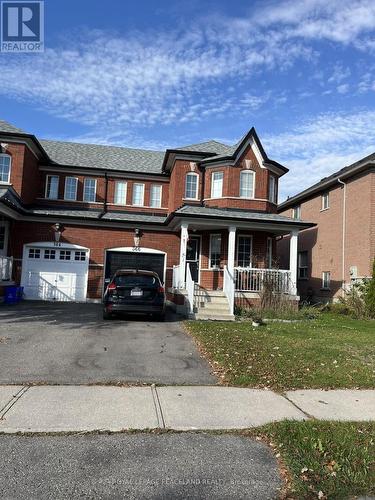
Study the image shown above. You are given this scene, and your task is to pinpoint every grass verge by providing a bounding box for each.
[186,313,375,390]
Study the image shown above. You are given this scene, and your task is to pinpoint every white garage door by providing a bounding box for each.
[21,243,89,302]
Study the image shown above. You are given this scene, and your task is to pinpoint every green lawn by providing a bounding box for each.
[258,421,375,499]
[186,313,375,390]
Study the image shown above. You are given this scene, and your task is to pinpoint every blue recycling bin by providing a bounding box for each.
[4,286,23,305]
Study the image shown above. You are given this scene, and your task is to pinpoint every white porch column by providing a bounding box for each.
[179,223,189,288]
[227,226,236,274]
[289,229,299,295]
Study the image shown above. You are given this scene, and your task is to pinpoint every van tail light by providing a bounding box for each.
[158,286,165,294]
[107,282,116,292]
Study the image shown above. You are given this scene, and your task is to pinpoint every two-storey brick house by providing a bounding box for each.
[0,120,313,318]
[277,153,375,302]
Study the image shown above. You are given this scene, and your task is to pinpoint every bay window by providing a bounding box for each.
[0,154,11,183]
[185,172,198,199]
[239,170,255,198]
[211,171,223,198]
[269,175,277,204]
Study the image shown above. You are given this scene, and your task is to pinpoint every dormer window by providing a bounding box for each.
[240,170,255,199]
[211,171,223,198]
[185,172,198,200]
[0,154,11,183]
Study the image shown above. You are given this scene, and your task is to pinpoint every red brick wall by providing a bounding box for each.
[4,143,40,204]
[168,160,202,212]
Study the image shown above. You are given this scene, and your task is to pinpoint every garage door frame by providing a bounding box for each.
[20,242,90,302]
[104,246,166,292]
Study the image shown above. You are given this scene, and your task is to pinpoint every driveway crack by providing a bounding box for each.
[0,386,30,420]
[151,384,165,429]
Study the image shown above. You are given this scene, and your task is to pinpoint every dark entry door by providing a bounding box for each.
[105,251,165,284]
[186,236,200,283]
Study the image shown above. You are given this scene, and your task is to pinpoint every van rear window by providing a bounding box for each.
[114,275,158,287]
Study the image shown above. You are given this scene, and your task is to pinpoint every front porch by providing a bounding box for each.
[169,214,302,319]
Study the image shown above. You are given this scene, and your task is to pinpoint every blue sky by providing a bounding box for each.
[1,0,375,200]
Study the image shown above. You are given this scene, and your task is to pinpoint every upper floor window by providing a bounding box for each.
[83,178,97,202]
[64,177,78,201]
[209,234,221,269]
[132,183,145,206]
[45,175,59,199]
[211,171,223,198]
[321,192,329,210]
[239,170,255,199]
[0,154,11,183]
[114,181,127,205]
[292,205,301,219]
[150,184,162,208]
[185,172,198,200]
[269,175,277,204]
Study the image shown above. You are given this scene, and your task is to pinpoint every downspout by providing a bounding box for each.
[337,178,346,295]
[99,173,109,219]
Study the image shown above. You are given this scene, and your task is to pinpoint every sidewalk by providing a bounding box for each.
[1,385,374,433]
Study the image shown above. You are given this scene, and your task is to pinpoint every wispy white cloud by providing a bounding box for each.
[264,110,375,200]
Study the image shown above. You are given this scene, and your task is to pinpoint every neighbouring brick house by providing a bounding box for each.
[0,120,313,318]
[277,153,375,303]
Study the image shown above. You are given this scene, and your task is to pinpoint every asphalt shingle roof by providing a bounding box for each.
[175,140,233,155]
[175,205,314,226]
[0,120,26,134]
[39,139,166,174]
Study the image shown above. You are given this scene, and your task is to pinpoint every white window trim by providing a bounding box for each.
[208,233,222,269]
[185,172,199,200]
[45,175,59,200]
[64,176,78,201]
[211,171,224,199]
[321,193,330,211]
[269,175,277,204]
[236,234,253,268]
[239,170,255,199]
[292,206,301,219]
[132,183,145,206]
[322,271,331,290]
[0,154,11,184]
[150,184,162,208]
[83,178,97,202]
[114,181,127,206]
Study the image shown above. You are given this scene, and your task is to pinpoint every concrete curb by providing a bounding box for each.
[0,385,374,433]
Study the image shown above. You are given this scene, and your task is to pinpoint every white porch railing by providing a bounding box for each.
[186,263,195,315]
[223,265,235,315]
[235,267,292,294]
[0,256,13,281]
[172,264,182,288]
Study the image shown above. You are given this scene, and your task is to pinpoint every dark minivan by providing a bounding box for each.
[103,269,166,320]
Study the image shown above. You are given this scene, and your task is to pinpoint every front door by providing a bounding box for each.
[186,236,200,283]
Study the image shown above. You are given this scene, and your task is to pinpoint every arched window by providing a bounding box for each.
[0,154,11,184]
[239,170,255,199]
[185,172,198,199]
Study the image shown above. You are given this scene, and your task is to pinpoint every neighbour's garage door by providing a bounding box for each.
[21,245,89,302]
[105,250,165,284]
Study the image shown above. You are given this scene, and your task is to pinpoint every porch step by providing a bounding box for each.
[196,296,229,306]
[194,312,235,321]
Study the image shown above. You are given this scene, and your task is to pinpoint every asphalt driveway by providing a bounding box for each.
[0,302,216,385]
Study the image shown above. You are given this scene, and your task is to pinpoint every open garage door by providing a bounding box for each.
[105,247,166,284]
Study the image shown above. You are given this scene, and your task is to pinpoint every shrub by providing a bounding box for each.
[365,259,375,318]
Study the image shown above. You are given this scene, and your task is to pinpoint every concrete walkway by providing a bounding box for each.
[0,385,374,433]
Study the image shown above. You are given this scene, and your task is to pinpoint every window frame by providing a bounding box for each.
[132,183,145,206]
[64,176,78,201]
[184,172,199,200]
[211,171,224,199]
[322,271,331,290]
[0,222,9,255]
[239,170,255,199]
[114,181,127,205]
[292,205,301,219]
[83,178,97,203]
[0,154,11,184]
[45,175,59,200]
[59,250,71,261]
[28,248,41,259]
[268,174,277,204]
[150,184,162,208]
[236,235,253,268]
[44,249,56,260]
[321,192,330,211]
[209,233,222,269]
[298,251,308,280]
[266,236,273,269]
